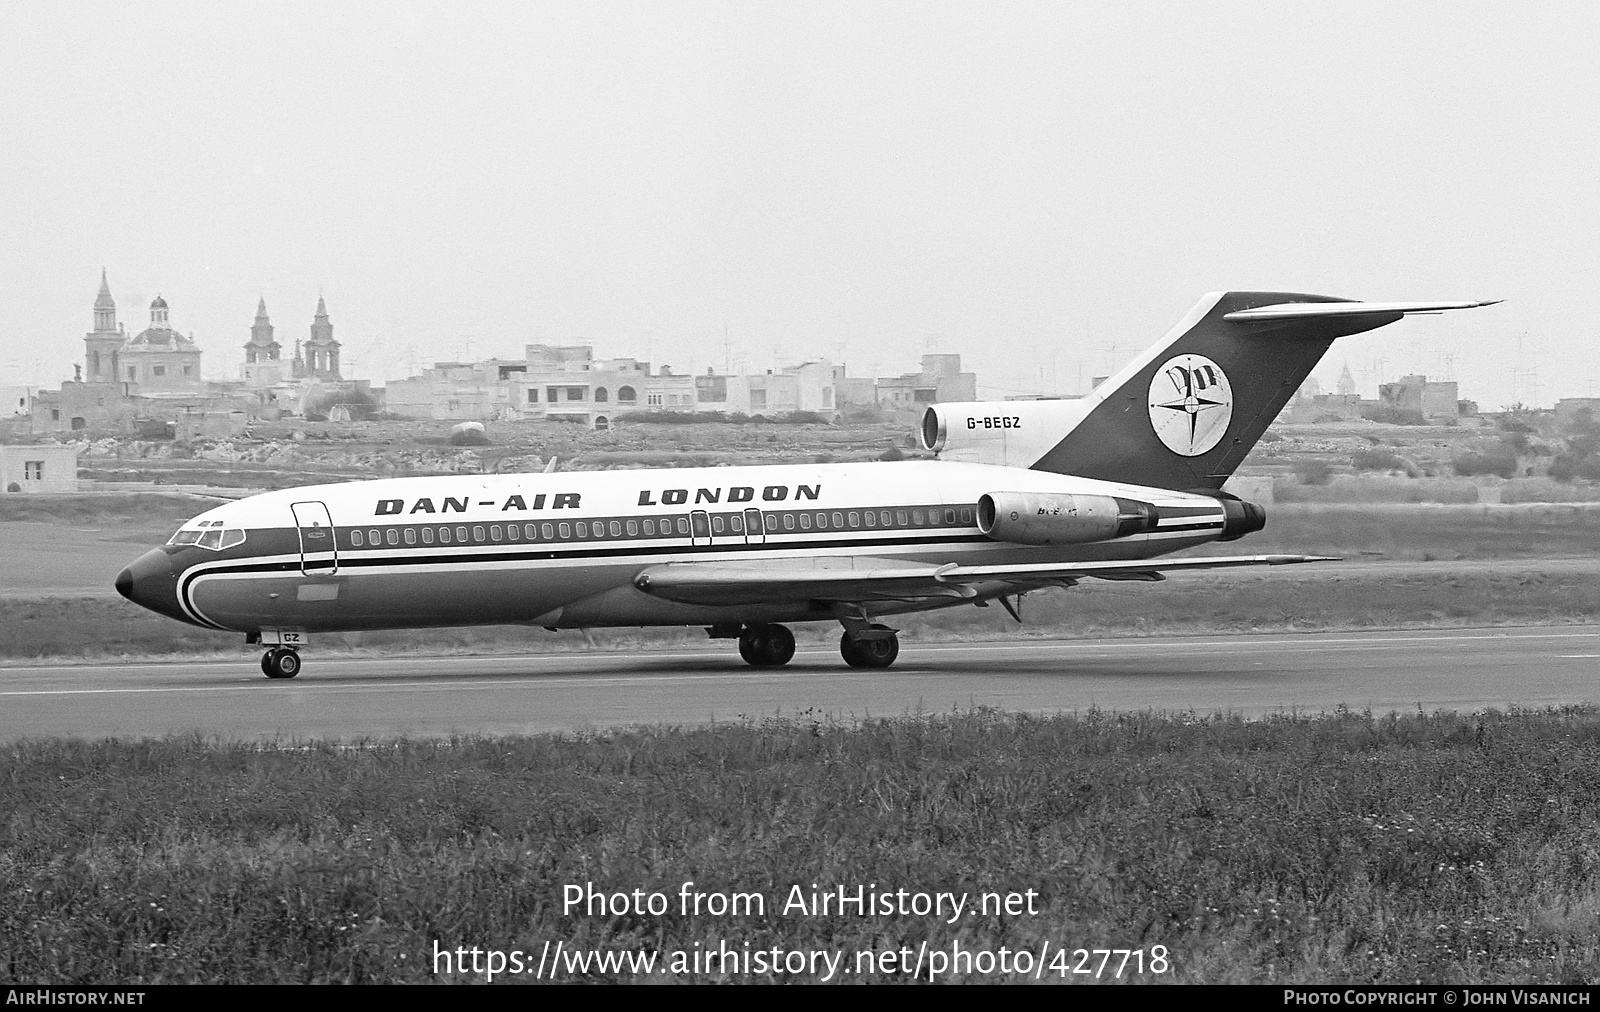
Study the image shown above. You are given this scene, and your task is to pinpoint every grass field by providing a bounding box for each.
[3,708,1597,983]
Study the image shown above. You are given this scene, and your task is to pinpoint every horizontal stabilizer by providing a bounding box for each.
[633,554,1335,607]
[1224,300,1499,322]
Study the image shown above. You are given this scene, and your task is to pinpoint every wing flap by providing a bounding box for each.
[632,554,1335,607]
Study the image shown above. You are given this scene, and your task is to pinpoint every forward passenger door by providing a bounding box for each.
[290,501,338,575]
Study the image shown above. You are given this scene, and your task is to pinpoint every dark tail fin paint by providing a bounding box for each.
[1030,291,1493,491]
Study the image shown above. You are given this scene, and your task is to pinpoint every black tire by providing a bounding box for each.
[264,648,301,679]
[840,633,867,668]
[739,624,795,667]
[261,651,275,676]
[762,624,795,666]
[842,626,898,669]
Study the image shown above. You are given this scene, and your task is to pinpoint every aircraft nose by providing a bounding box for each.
[115,548,196,625]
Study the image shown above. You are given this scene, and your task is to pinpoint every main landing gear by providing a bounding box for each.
[839,625,899,669]
[260,647,301,679]
[738,624,796,667]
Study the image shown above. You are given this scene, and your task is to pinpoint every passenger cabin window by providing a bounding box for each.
[351,530,364,546]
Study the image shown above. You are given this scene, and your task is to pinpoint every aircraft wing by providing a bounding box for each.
[632,554,1334,607]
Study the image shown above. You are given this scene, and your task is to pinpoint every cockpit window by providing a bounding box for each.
[167,520,245,551]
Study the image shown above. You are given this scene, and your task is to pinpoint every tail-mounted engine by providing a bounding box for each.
[920,401,1091,467]
[1208,494,1267,542]
[977,492,1159,546]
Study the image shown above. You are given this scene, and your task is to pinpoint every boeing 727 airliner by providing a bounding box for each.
[116,291,1496,677]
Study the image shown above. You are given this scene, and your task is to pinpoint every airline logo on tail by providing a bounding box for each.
[1147,354,1232,456]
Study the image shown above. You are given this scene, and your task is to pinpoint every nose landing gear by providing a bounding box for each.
[261,647,301,679]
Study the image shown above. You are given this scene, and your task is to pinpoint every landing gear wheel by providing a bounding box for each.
[738,624,795,667]
[262,648,301,679]
[840,626,899,669]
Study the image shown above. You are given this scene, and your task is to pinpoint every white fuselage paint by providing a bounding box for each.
[158,460,1228,634]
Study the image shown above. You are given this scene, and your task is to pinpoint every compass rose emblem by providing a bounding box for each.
[1147,354,1233,456]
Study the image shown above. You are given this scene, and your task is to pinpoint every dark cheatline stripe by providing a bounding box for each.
[174,532,1002,622]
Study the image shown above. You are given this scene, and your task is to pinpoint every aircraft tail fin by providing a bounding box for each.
[1027,291,1498,490]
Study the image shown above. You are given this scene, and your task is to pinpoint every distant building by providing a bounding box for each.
[1555,397,1600,428]
[831,366,877,408]
[1336,362,1356,396]
[242,298,289,387]
[119,294,204,393]
[0,386,34,418]
[383,343,697,427]
[918,354,978,402]
[300,296,341,380]
[31,271,259,434]
[872,354,977,409]
[1,445,78,493]
[384,361,505,421]
[83,269,126,385]
[74,272,203,395]
[1281,392,1364,423]
[694,362,836,416]
[1379,374,1459,422]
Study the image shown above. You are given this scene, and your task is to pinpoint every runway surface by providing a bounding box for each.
[2,625,1598,742]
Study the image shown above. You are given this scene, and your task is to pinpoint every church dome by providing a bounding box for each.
[127,326,196,349]
[127,292,193,348]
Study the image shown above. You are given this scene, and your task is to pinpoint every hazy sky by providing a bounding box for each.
[2,2,1596,407]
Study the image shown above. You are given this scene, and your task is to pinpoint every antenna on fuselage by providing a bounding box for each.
[543,456,558,474]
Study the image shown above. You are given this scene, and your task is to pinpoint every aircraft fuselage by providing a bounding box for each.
[117,460,1230,635]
